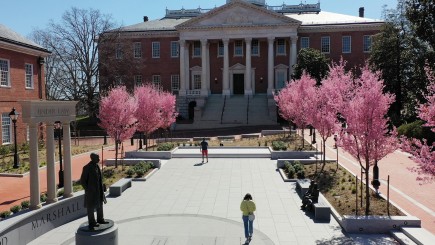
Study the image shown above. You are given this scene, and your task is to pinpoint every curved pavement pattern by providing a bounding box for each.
[29,157,397,245]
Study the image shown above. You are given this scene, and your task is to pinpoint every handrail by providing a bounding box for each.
[220,95,226,124]
[246,95,250,124]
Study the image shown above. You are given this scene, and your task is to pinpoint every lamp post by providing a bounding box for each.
[55,121,64,188]
[8,108,19,169]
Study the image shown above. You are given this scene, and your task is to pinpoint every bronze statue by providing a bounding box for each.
[80,153,108,230]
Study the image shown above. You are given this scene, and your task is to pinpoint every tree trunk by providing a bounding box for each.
[115,141,118,168]
[301,128,305,149]
[365,161,370,216]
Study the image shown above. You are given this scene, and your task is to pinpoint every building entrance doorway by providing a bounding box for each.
[233,74,244,94]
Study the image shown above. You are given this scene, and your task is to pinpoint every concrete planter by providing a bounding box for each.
[271,150,318,160]
[125,148,176,159]
[340,215,421,233]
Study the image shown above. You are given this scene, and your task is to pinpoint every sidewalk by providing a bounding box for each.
[302,130,435,235]
[0,138,137,213]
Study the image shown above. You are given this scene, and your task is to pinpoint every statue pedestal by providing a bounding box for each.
[76,219,118,245]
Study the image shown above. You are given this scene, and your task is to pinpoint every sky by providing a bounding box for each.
[1,0,398,38]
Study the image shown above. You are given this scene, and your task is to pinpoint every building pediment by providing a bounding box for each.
[229,63,246,70]
[176,0,300,30]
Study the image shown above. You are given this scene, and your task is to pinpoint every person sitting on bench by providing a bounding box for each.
[301,182,319,211]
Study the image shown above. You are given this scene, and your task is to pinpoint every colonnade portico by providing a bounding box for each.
[178,35,299,97]
[20,101,77,209]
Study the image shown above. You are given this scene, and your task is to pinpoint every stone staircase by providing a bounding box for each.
[248,94,277,124]
[221,95,247,124]
[201,94,224,123]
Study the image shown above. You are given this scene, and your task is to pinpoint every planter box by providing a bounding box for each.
[103,159,161,169]
[125,148,176,159]
[341,215,421,233]
[272,151,319,160]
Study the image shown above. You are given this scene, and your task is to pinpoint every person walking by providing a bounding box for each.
[80,153,108,230]
[240,193,256,241]
[200,138,208,163]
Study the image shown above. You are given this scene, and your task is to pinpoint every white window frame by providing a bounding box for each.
[218,41,224,57]
[276,39,286,55]
[152,75,161,87]
[134,75,142,86]
[2,113,11,144]
[342,36,351,53]
[193,41,201,57]
[321,36,330,54]
[234,40,243,57]
[252,39,259,56]
[300,37,310,49]
[134,42,142,58]
[171,41,179,58]
[0,59,10,87]
[363,35,372,53]
[171,74,180,91]
[25,63,34,89]
[152,42,160,58]
[275,69,288,90]
[193,74,201,90]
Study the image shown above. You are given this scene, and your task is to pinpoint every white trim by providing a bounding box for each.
[25,63,34,89]
[321,36,330,54]
[0,58,10,87]
[170,41,179,58]
[152,42,161,58]
[134,42,142,58]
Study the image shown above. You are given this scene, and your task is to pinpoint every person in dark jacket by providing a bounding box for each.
[80,153,108,230]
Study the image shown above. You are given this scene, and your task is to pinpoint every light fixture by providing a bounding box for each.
[260,77,263,83]
[8,108,20,168]
[214,77,218,84]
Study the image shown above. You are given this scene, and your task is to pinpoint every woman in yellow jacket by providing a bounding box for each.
[240,193,256,240]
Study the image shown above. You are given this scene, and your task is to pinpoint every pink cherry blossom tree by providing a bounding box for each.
[158,90,178,141]
[274,72,317,148]
[401,65,435,183]
[339,66,398,215]
[134,84,163,150]
[309,60,352,175]
[98,86,137,167]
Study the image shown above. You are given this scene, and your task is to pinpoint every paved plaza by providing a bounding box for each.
[29,155,397,245]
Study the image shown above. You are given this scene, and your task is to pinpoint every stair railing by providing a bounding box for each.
[220,95,226,124]
[246,95,250,124]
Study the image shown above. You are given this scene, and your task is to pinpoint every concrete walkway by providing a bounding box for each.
[29,156,397,245]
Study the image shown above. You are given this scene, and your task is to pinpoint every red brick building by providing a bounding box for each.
[99,0,383,123]
[0,24,50,145]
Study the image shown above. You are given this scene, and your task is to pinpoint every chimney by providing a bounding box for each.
[143,16,149,22]
[359,7,364,18]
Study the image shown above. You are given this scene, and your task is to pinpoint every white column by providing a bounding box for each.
[201,39,208,96]
[267,37,275,95]
[290,36,298,78]
[29,123,41,210]
[63,121,73,198]
[245,37,253,96]
[223,38,230,96]
[185,42,190,90]
[45,123,57,203]
[207,42,211,94]
[179,40,186,96]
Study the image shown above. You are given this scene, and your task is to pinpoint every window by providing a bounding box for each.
[276,70,286,90]
[363,35,372,52]
[218,41,224,57]
[25,64,33,88]
[115,44,123,59]
[171,75,180,91]
[134,42,142,58]
[134,75,142,86]
[321,36,330,53]
[171,41,179,58]
[234,40,243,56]
[193,74,201,89]
[342,36,351,53]
[2,113,11,144]
[276,39,286,55]
[300,37,310,49]
[193,41,201,57]
[0,59,10,87]
[152,42,160,58]
[252,39,259,56]
[152,75,161,87]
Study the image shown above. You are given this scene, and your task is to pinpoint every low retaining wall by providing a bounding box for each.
[272,151,318,160]
[125,149,175,159]
[261,129,292,136]
[104,159,161,169]
[0,193,86,244]
[156,138,191,143]
[341,215,421,233]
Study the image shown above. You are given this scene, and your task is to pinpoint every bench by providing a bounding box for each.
[109,178,132,197]
[296,179,311,197]
[313,196,330,221]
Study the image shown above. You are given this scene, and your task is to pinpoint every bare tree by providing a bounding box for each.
[31,7,118,117]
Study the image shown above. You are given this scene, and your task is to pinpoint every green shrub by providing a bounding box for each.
[398,120,435,145]
[0,211,12,218]
[10,205,21,213]
[20,142,30,153]
[21,200,30,209]
[157,142,175,151]
[296,170,305,179]
[103,168,115,178]
[272,141,287,151]
[0,145,11,156]
[57,189,64,197]
[40,193,47,202]
[132,161,154,177]
[126,168,135,177]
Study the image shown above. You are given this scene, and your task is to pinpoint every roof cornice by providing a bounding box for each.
[298,22,384,33]
[0,37,50,54]
[0,40,51,57]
